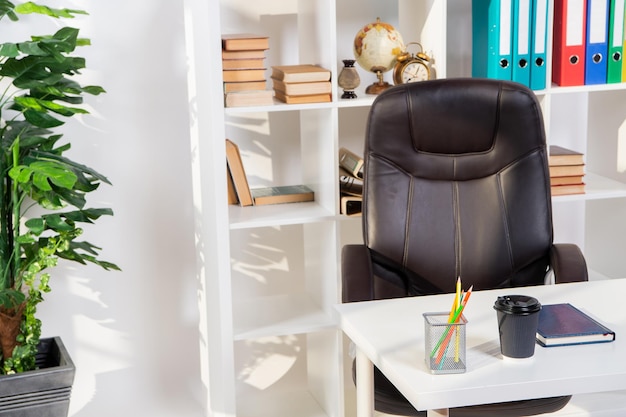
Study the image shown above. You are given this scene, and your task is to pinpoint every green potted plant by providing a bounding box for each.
[0,1,118,414]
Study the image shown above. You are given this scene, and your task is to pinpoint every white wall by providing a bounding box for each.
[4,1,203,415]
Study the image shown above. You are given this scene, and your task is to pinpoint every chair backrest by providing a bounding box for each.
[363,78,553,295]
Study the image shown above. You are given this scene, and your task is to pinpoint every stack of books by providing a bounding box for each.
[225,138,314,206]
[271,64,332,104]
[338,147,363,216]
[549,145,585,196]
[221,34,274,107]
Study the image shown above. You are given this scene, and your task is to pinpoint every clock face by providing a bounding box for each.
[401,62,429,83]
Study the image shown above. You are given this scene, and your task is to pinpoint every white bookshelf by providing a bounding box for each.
[185,0,626,416]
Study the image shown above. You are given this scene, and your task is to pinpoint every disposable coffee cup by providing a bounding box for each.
[493,295,541,359]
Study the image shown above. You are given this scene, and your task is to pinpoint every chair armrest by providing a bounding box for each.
[550,243,588,283]
[342,244,374,303]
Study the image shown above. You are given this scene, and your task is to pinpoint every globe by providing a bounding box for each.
[353,18,404,94]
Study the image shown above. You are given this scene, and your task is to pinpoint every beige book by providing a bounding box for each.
[221,33,269,51]
[222,69,267,82]
[222,49,267,59]
[225,139,254,206]
[274,90,330,104]
[549,164,585,177]
[551,183,586,196]
[224,90,274,108]
[222,59,266,70]
[550,175,585,186]
[549,145,584,166]
[271,78,332,95]
[271,64,331,83]
[223,81,267,93]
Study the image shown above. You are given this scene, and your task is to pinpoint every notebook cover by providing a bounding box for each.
[536,303,615,347]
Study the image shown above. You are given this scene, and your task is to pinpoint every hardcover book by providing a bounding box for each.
[221,34,269,51]
[271,79,332,96]
[339,147,364,180]
[549,145,585,166]
[222,69,267,83]
[274,90,330,104]
[550,183,585,196]
[224,90,274,107]
[222,49,267,60]
[225,139,254,206]
[223,81,268,93]
[550,175,585,186]
[271,64,331,83]
[549,164,585,177]
[536,303,616,347]
[222,58,266,70]
[251,185,314,205]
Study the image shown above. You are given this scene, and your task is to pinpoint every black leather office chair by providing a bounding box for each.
[342,78,588,417]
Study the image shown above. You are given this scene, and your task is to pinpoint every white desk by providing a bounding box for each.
[335,279,626,417]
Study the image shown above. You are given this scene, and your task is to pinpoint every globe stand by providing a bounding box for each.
[365,69,391,95]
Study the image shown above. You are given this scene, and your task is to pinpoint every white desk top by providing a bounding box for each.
[335,279,626,411]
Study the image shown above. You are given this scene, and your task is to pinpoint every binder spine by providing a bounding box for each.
[530,0,549,90]
[513,0,533,86]
[585,0,610,84]
[607,0,625,83]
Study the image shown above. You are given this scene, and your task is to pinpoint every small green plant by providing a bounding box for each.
[0,1,119,374]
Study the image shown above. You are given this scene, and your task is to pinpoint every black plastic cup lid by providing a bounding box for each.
[493,295,541,314]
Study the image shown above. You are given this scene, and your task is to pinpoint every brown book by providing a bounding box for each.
[549,145,584,166]
[271,65,331,83]
[550,175,585,186]
[222,59,266,70]
[340,195,362,216]
[221,34,269,51]
[227,167,238,205]
[549,164,585,177]
[223,81,267,93]
[222,69,267,82]
[251,185,314,205]
[271,78,332,96]
[551,183,586,196]
[225,139,254,206]
[222,49,267,60]
[274,90,331,104]
[339,148,364,180]
[224,90,274,107]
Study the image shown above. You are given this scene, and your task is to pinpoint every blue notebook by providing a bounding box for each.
[536,303,615,347]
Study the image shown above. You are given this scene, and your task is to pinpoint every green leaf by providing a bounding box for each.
[0,1,17,21]
[43,214,74,232]
[14,96,89,117]
[0,289,25,310]
[23,109,63,128]
[0,42,18,57]
[24,218,44,235]
[14,2,87,19]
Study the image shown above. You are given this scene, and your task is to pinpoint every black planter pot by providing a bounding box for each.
[0,337,75,417]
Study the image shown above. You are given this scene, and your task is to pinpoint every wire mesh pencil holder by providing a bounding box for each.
[424,312,467,374]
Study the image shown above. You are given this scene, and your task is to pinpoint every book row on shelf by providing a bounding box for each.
[225,139,314,206]
[221,34,332,107]
[549,145,586,196]
[224,142,584,211]
[472,0,626,90]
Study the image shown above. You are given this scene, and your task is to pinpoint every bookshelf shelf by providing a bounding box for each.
[187,0,626,416]
[228,202,335,229]
[232,293,336,340]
